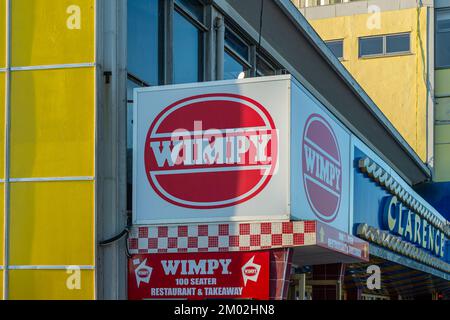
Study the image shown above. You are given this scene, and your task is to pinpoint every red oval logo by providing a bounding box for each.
[244,266,258,276]
[145,94,278,209]
[302,114,342,223]
[137,269,150,278]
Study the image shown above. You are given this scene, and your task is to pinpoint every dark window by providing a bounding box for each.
[222,24,282,80]
[325,40,344,59]
[359,33,410,58]
[175,0,204,22]
[224,51,246,80]
[386,33,410,54]
[359,36,383,57]
[173,10,203,84]
[256,55,277,76]
[127,0,161,85]
[225,28,250,61]
[436,9,450,68]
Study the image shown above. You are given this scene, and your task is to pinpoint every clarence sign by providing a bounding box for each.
[383,195,446,258]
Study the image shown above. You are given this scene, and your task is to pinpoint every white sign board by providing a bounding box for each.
[290,82,351,233]
[133,77,291,224]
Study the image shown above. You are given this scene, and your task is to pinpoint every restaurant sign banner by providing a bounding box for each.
[128,251,270,300]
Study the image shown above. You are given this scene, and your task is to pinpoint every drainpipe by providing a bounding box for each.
[215,16,224,80]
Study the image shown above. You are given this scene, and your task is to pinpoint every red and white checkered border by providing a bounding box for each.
[128,221,317,254]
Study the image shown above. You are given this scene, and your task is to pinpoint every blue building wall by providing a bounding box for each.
[415,182,450,221]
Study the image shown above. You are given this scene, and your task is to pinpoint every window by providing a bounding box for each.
[359,33,410,58]
[359,36,383,57]
[173,0,205,84]
[222,24,283,80]
[126,0,207,209]
[386,34,410,54]
[325,40,344,60]
[224,27,251,79]
[176,0,204,21]
[224,51,246,80]
[225,28,250,61]
[256,54,277,76]
[173,10,203,84]
[127,0,161,85]
[436,9,450,68]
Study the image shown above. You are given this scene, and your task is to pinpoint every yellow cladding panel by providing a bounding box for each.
[435,69,450,96]
[0,73,4,180]
[0,0,5,68]
[9,181,94,266]
[0,184,4,266]
[9,270,94,300]
[11,0,95,66]
[309,8,428,161]
[436,98,450,122]
[434,144,450,182]
[10,68,94,178]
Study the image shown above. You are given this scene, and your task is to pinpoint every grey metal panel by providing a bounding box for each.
[436,0,450,8]
[96,0,128,300]
[223,0,431,185]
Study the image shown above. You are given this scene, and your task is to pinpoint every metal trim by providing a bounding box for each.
[9,177,95,183]
[3,0,11,301]
[8,266,96,270]
[10,62,96,72]
[369,243,450,281]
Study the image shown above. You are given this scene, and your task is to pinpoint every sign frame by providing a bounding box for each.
[128,251,270,300]
[133,76,292,225]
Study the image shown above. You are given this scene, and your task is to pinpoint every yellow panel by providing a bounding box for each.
[10,67,95,178]
[9,269,94,300]
[11,0,95,66]
[9,181,94,266]
[436,69,450,96]
[436,98,450,122]
[434,144,450,182]
[0,0,5,68]
[0,184,4,266]
[435,125,450,144]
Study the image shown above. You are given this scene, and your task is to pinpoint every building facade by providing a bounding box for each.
[0,0,448,300]
[292,0,450,220]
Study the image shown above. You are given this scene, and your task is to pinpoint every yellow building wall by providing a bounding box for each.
[1,0,96,300]
[308,8,429,161]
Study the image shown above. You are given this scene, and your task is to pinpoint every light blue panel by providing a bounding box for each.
[290,79,351,233]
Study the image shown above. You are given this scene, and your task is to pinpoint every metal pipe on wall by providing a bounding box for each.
[215,16,225,80]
